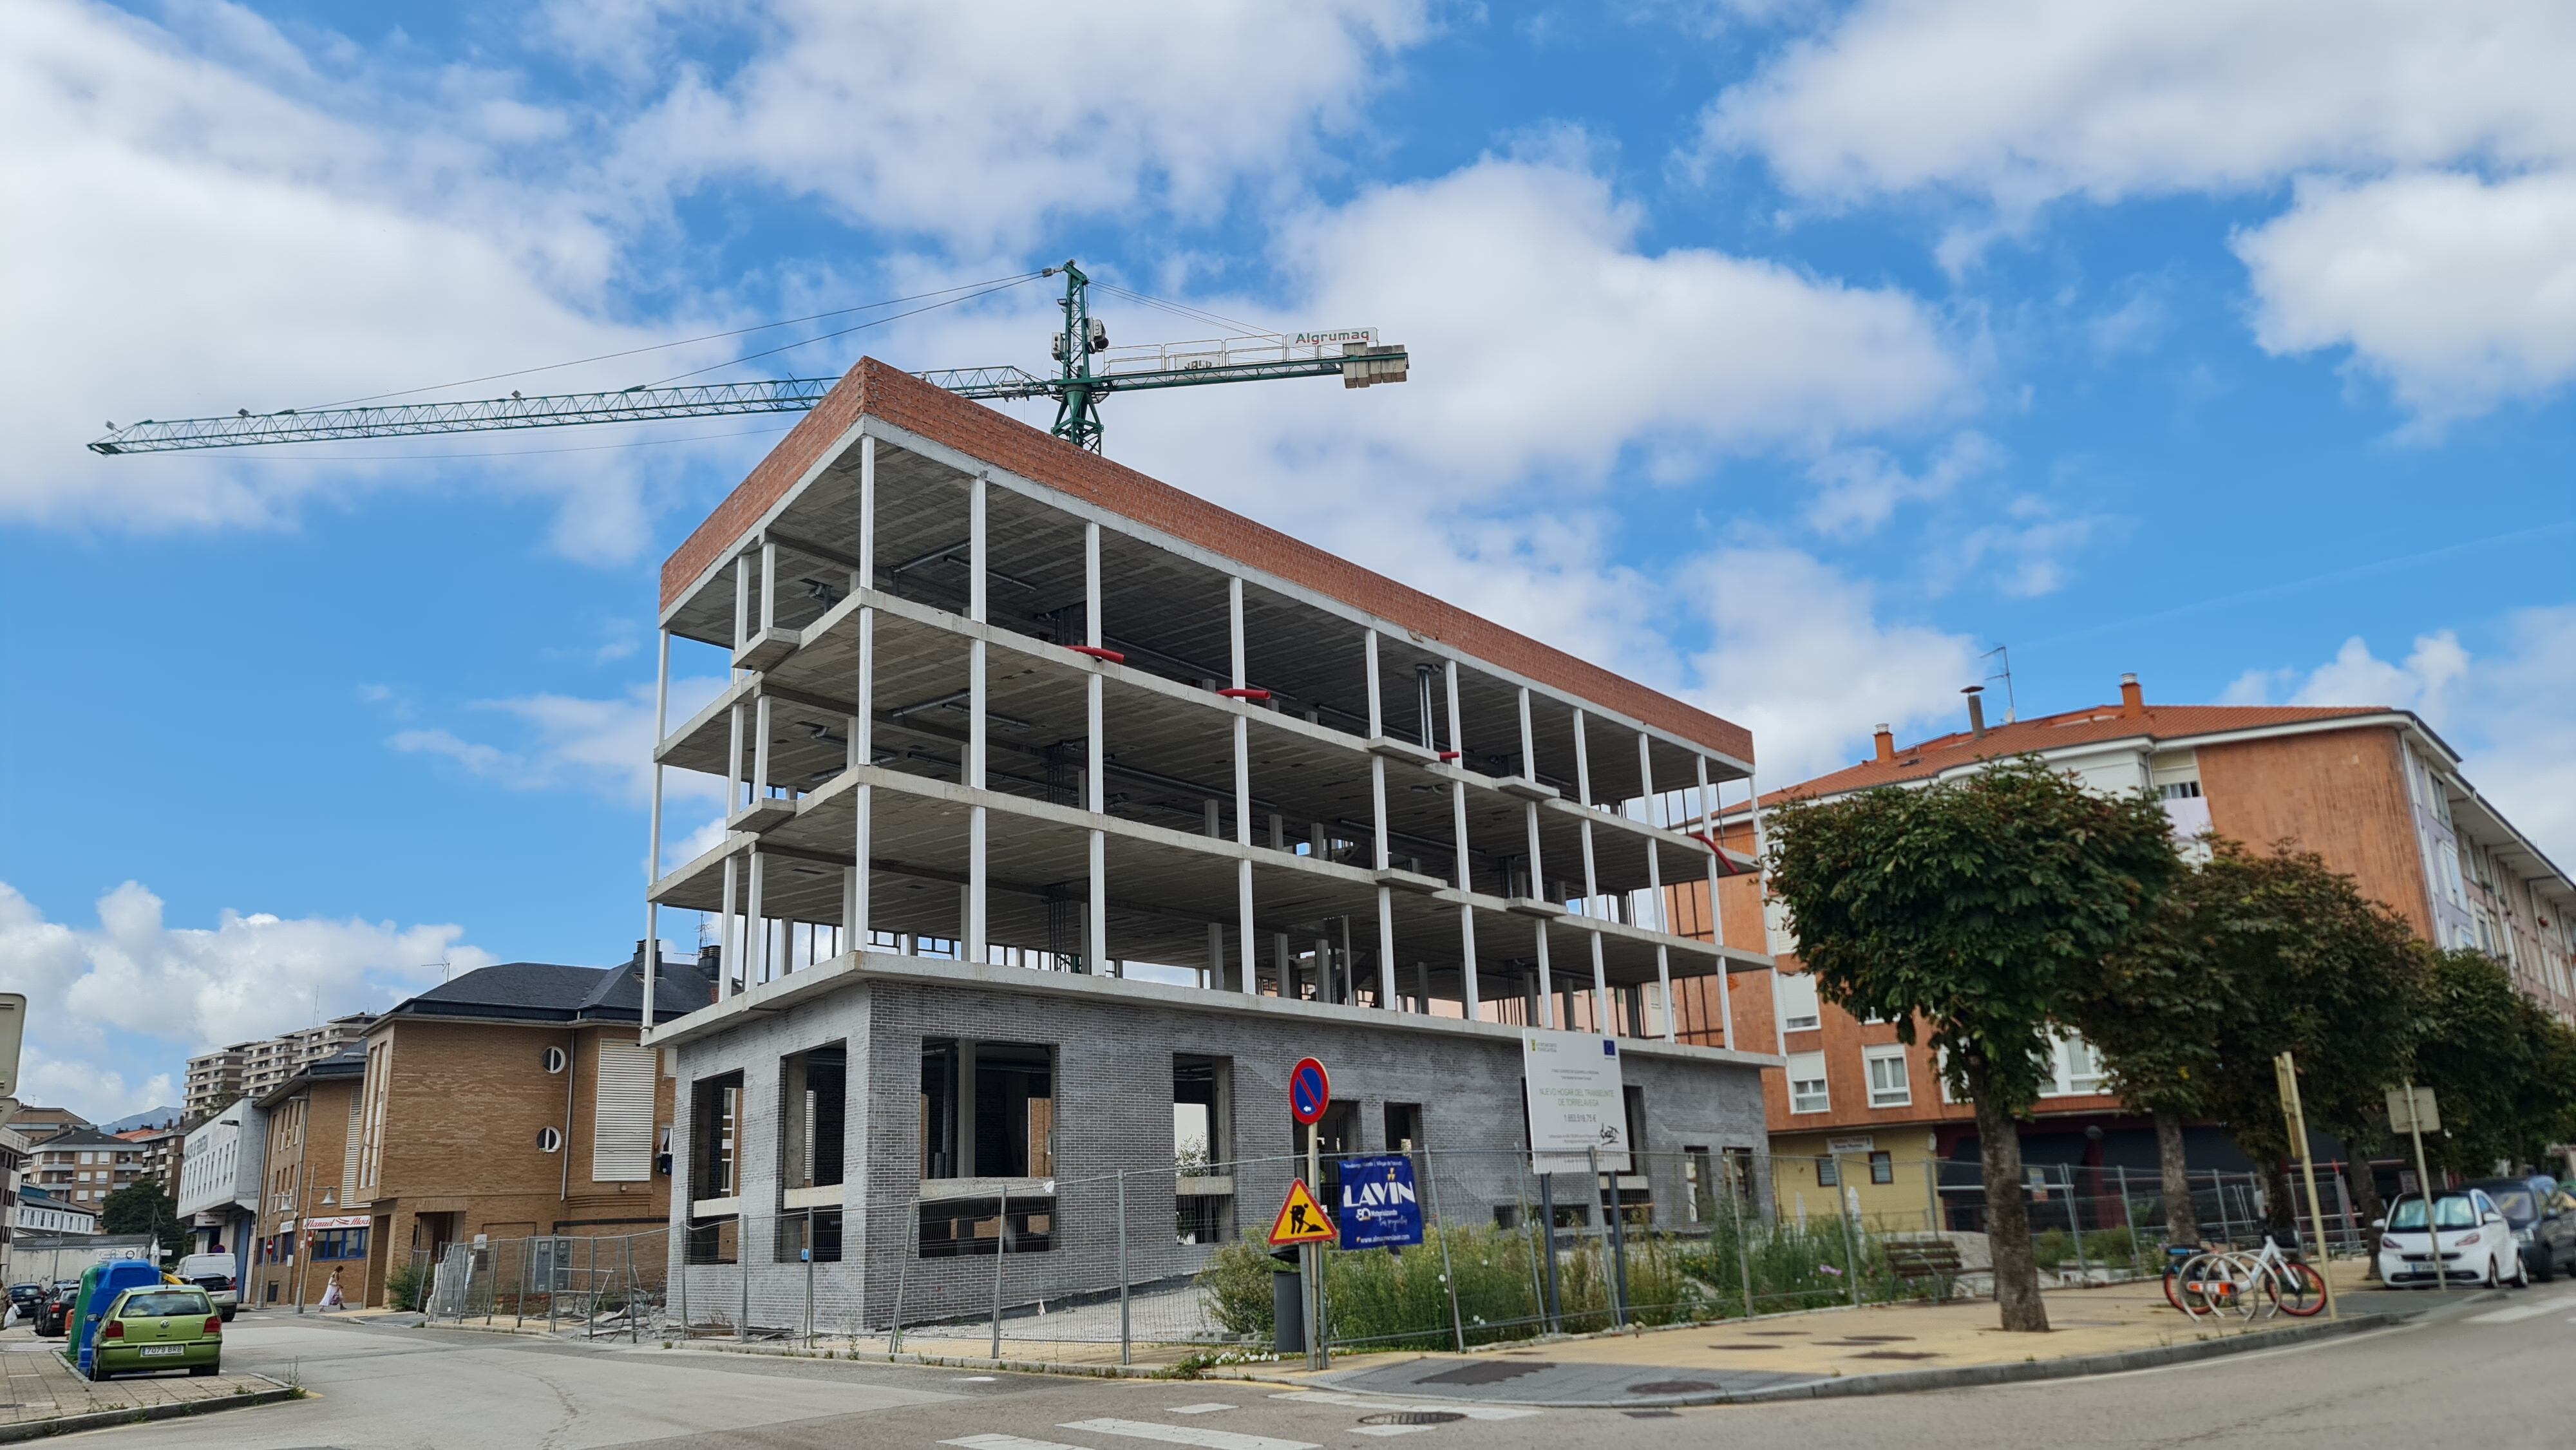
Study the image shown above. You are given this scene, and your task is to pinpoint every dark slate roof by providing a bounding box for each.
[384,944,715,1026]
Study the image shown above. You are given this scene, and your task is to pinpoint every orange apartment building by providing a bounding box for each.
[247,945,712,1308]
[1666,673,2576,1223]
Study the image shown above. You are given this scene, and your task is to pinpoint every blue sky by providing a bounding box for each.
[3,1,2571,1119]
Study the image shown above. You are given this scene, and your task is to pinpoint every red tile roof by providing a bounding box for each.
[1768,701,2394,804]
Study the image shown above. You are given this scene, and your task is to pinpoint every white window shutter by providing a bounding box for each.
[592,1039,657,1182]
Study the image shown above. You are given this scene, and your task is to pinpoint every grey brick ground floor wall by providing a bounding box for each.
[659,953,1776,1333]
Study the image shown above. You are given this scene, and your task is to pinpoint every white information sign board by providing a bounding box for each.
[1522,1030,1629,1173]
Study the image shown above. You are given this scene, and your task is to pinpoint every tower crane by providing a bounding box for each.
[88,262,1407,457]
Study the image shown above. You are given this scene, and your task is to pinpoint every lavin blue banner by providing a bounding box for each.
[1335,1154,1425,1249]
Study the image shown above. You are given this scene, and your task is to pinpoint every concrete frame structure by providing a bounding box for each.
[644,359,1778,1329]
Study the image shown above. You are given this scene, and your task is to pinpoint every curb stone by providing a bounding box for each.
[0,1378,299,1443]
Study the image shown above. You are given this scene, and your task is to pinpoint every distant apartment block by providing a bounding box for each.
[14,1185,97,1236]
[1668,673,2576,1219]
[28,1127,151,1212]
[197,1013,378,1117]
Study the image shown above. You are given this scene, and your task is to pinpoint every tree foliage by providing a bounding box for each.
[1766,757,2182,1113]
[99,1182,187,1260]
[2414,948,2576,1173]
[1765,757,2179,1330]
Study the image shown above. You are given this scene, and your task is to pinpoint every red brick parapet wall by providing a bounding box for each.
[662,358,1755,764]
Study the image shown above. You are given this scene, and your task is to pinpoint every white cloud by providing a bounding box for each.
[0,880,489,1121]
[606,0,1430,251]
[390,675,727,805]
[1704,1,2576,207]
[1683,547,1980,784]
[2226,610,2576,863]
[2233,171,2576,424]
[0,0,756,556]
[1804,430,2001,536]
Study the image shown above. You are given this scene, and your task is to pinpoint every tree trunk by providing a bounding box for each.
[1973,1083,2050,1332]
[2342,1142,2387,1279]
[2154,1110,2199,1248]
[2258,1155,2296,1242]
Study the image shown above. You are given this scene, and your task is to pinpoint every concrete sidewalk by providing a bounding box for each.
[0,1330,293,1441]
[1274,1270,2421,1408]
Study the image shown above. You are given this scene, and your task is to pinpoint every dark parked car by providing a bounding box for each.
[2467,1175,2576,1281]
[33,1280,83,1337]
[6,1283,41,1314]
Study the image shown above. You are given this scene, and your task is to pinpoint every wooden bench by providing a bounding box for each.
[1884,1238,1964,1301]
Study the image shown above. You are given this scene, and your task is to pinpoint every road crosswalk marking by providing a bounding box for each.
[1060,1417,1318,1450]
[1269,1391,1541,1422]
[943,1436,1095,1450]
[2467,1302,2562,1323]
[1164,1404,1236,1415]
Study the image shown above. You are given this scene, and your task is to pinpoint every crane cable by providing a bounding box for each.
[307,270,1049,410]
[643,272,1044,388]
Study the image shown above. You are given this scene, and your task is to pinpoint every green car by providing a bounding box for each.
[91,1287,222,1380]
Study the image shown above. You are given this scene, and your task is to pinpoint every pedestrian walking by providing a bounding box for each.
[321,1267,346,1312]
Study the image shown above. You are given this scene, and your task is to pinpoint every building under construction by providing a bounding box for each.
[640,359,1778,1332]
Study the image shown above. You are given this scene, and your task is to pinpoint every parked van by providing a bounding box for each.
[173,1252,241,1321]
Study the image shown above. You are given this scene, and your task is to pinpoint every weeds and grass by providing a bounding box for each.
[1191,1212,1956,1353]
[385,1262,428,1313]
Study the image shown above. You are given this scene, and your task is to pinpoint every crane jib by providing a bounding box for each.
[88,348,1406,456]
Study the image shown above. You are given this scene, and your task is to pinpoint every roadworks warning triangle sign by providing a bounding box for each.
[1268,1178,1337,1247]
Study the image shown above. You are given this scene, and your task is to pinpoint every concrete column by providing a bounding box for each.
[852,605,874,949]
[1575,710,1609,1031]
[1640,732,1674,1043]
[1084,521,1108,974]
[732,554,749,655]
[1445,662,1479,1019]
[746,849,768,984]
[1208,921,1226,991]
[719,852,739,995]
[645,628,670,1031]
[1365,628,1397,1007]
[1697,754,1730,1050]
[753,693,773,802]
[726,702,746,812]
[1231,577,1255,995]
[759,538,778,636]
[967,475,988,963]
[1749,769,1781,1056]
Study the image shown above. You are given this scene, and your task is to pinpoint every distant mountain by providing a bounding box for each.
[96,1107,183,1134]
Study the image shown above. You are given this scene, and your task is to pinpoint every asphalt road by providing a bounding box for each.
[88,1280,2576,1450]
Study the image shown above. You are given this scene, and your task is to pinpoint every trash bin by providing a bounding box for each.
[1270,1252,1303,1356]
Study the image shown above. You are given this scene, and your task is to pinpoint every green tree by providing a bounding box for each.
[1765,757,2179,1332]
[2056,845,2244,1249]
[99,1182,187,1261]
[2184,843,2427,1244]
[2414,948,2576,1173]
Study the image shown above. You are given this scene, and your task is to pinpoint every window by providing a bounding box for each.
[536,1127,563,1153]
[920,1039,1055,1180]
[1775,972,1821,1033]
[690,1072,743,1201]
[2045,1035,2107,1096]
[1869,1151,1893,1185]
[1175,1057,1234,1245]
[310,1227,368,1261]
[1864,1046,1912,1108]
[1816,1154,1840,1187]
[1787,1051,1829,1113]
[919,1196,1053,1257]
[542,1046,568,1074]
[779,1044,847,1192]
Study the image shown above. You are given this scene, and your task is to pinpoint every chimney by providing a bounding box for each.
[1962,684,1987,739]
[2119,672,2145,718]
[1873,724,1895,763]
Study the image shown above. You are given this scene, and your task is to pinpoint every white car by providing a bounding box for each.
[2376,1189,2530,1290]
[173,1252,242,1321]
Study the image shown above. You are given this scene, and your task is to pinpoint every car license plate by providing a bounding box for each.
[139,1345,185,1357]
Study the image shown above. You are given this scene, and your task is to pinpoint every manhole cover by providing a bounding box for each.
[1627,1380,1718,1395]
[1419,1361,1549,1386]
[1361,1412,1467,1426]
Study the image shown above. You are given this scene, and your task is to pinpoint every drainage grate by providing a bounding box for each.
[1361,1412,1467,1427]
[1852,1350,1940,1361]
[1627,1380,1718,1395]
[1624,1409,1680,1418]
[1419,1361,1550,1386]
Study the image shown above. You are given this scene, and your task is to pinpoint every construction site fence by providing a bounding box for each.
[416,1149,2369,1362]
[419,1227,673,1340]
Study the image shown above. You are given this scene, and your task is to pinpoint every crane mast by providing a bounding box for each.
[89,262,1406,457]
